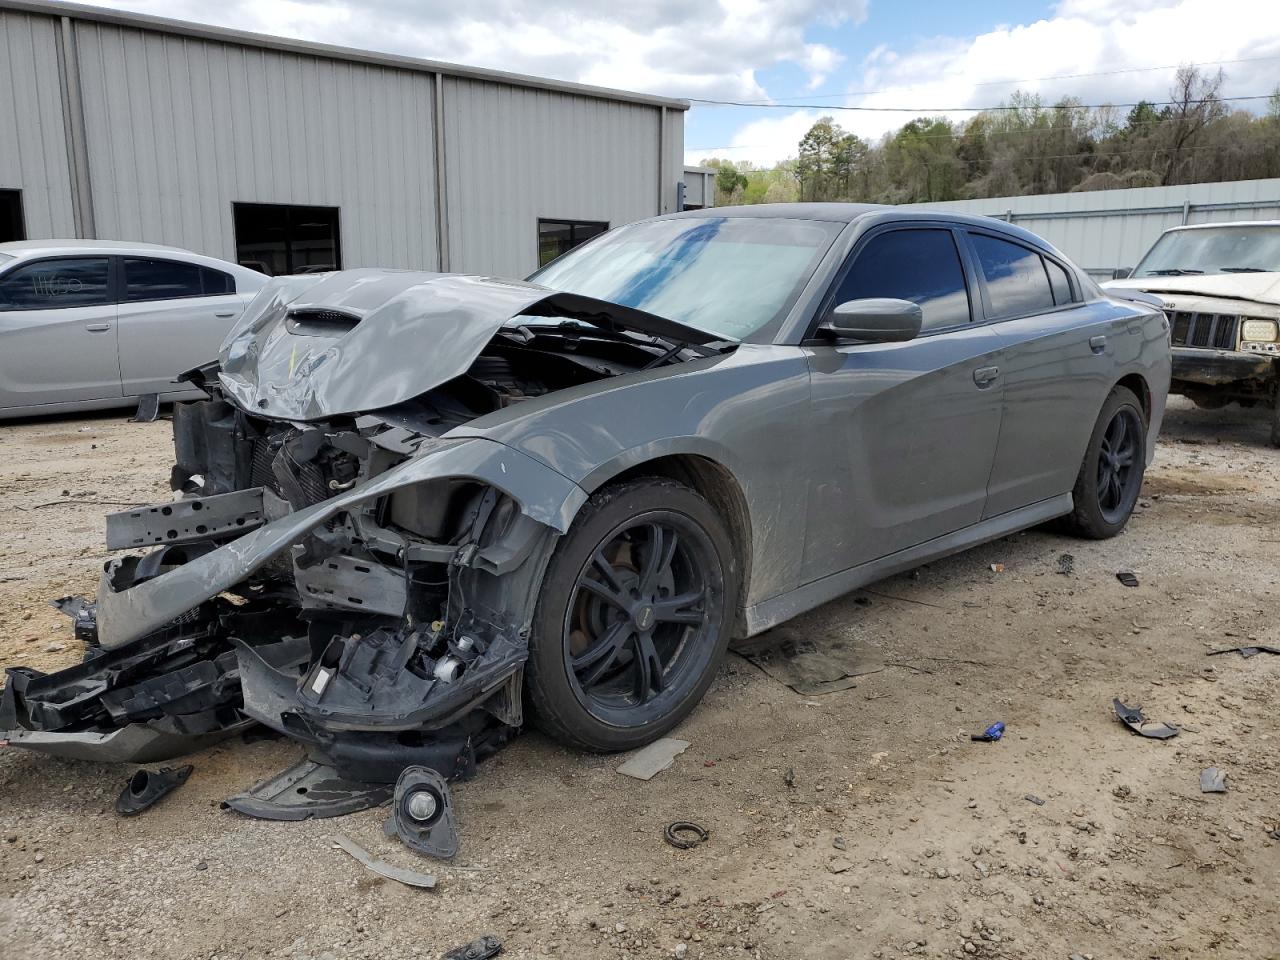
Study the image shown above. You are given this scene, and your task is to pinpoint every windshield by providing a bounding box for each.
[1133,226,1280,277]
[528,216,844,341]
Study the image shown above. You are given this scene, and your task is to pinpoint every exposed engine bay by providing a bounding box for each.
[0,270,727,819]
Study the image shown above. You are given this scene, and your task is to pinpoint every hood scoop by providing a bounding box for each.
[286,307,363,336]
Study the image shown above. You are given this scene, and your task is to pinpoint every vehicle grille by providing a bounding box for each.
[1165,310,1239,350]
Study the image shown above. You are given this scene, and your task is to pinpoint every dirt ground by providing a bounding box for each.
[1,397,1279,960]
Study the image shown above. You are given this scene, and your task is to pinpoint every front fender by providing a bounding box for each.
[96,438,586,648]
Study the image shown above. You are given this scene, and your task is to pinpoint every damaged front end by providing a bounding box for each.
[0,270,735,813]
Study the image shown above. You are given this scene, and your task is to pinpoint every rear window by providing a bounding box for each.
[124,258,234,302]
[970,234,1056,317]
[0,257,110,310]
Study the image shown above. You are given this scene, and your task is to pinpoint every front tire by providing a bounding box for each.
[525,478,738,753]
[1059,386,1147,539]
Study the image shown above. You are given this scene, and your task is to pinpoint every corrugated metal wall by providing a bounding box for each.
[682,167,715,208]
[441,77,668,277]
[906,178,1280,278]
[0,4,687,278]
[72,22,440,270]
[0,9,75,237]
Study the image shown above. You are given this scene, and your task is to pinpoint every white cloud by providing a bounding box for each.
[77,0,867,102]
[688,109,825,167]
[837,0,1280,142]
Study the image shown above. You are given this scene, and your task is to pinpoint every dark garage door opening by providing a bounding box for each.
[233,203,341,276]
[0,190,25,243]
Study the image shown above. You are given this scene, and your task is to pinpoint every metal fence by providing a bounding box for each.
[905,178,1280,279]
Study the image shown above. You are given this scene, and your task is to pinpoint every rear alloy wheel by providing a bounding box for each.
[525,478,737,752]
[1059,385,1147,539]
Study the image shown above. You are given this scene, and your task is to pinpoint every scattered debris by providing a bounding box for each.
[1056,553,1075,575]
[832,835,847,850]
[971,721,1005,742]
[989,563,1005,573]
[616,738,690,781]
[1208,645,1280,659]
[115,764,194,816]
[1025,794,1046,806]
[663,821,709,850]
[733,632,883,695]
[129,393,161,423]
[783,767,797,788]
[387,766,459,859]
[440,935,502,960]
[1116,570,1140,588]
[827,858,853,874]
[328,834,436,889]
[1200,767,1227,793]
[222,758,393,821]
[1113,699,1179,739]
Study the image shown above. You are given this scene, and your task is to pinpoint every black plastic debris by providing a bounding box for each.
[1208,645,1280,659]
[1056,553,1074,575]
[116,764,193,816]
[386,766,459,859]
[1116,571,1139,588]
[971,721,1005,742]
[1113,698,1179,739]
[222,757,393,821]
[48,596,98,645]
[1200,767,1227,793]
[664,821,709,849]
[442,935,503,960]
[129,393,161,423]
[1025,794,1046,806]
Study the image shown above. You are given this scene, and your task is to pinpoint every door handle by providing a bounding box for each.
[214,311,237,318]
[1089,335,1107,353]
[973,365,1000,388]
[85,322,111,332]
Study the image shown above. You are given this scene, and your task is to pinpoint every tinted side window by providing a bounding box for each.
[0,258,110,310]
[1045,257,1074,305]
[125,258,232,301]
[834,229,971,331]
[970,234,1055,317]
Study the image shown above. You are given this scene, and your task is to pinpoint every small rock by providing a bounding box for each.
[195,861,208,872]
[833,836,847,851]
[828,859,853,874]
[934,867,948,879]
[674,944,688,959]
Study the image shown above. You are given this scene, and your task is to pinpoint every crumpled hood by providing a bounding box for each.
[218,269,718,421]
[1104,271,1280,307]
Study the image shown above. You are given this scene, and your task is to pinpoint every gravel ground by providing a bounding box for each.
[1,397,1279,960]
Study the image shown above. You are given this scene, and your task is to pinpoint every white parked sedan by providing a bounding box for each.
[0,240,267,419]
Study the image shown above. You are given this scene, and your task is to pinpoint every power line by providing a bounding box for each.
[720,54,1280,104]
[688,93,1274,112]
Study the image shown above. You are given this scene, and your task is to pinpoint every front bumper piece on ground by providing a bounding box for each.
[1,436,585,818]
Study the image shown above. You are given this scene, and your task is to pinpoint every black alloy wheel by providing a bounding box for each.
[1096,405,1143,525]
[525,478,737,752]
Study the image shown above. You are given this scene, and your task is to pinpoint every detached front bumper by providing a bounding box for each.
[1171,347,1277,387]
[2,434,585,774]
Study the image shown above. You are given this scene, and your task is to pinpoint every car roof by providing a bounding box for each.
[1163,220,1280,232]
[0,239,266,282]
[658,202,1067,256]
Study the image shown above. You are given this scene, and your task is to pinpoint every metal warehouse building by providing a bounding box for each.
[0,0,688,278]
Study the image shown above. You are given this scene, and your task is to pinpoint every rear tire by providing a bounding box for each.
[1270,390,1280,449]
[524,478,739,753]
[1058,386,1147,539]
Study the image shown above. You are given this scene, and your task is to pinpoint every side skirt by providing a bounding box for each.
[742,493,1073,637]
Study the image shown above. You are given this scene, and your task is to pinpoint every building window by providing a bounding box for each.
[233,203,341,276]
[0,190,25,243]
[538,219,608,267]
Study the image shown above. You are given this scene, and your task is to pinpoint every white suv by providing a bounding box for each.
[1105,221,1280,446]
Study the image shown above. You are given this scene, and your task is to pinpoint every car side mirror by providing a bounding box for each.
[818,298,922,343]
[1111,267,1132,280]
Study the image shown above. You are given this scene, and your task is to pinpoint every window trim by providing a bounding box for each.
[0,254,119,311]
[536,217,610,269]
[121,256,235,303]
[963,229,1079,322]
[805,222,979,342]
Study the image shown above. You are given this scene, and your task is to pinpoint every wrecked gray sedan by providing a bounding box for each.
[1,205,1171,814]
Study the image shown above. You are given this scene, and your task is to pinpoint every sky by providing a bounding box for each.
[79,0,1280,168]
